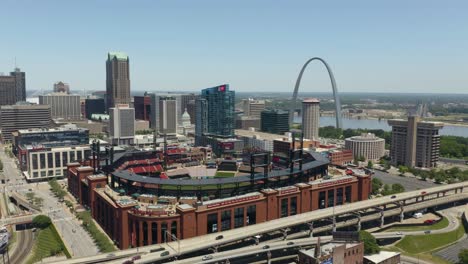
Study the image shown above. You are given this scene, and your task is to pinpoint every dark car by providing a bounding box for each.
[216,235,224,240]
[122,261,133,264]
[424,230,431,234]
[287,241,294,246]
[161,251,170,257]
[131,255,141,261]
[390,195,397,199]
[150,247,165,253]
[262,245,270,249]
[421,191,427,195]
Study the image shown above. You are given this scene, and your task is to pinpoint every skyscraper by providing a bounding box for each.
[302,98,320,140]
[85,98,106,119]
[0,68,26,106]
[109,104,135,145]
[53,81,70,94]
[106,52,130,109]
[134,94,151,121]
[196,84,235,138]
[158,96,177,134]
[388,116,444,168]
[39,93,81,120]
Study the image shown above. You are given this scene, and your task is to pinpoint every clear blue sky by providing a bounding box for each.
[1,1,467,94]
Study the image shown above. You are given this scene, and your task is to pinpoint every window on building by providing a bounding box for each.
[47,152,53,168]
[221,210,231,231]
[281,198,289,217]
[207,213,218,233]
[171,222,177,239]
[319,191,326,209]
[247,205,256,225]
[234,207,244,228]
[336,188,344,205]
[70,151,75,162]
[160,222,167,243]
[290,197,297,215]
[151,223,158,244]
[32,154,38,170]
[143,222,148,246]
[39,153,46,169]
[55,152,61,167]
[77,151,82,161]
[62,152,68,167]
[345,186,352,203]
[135,222,140,247]
[328,189,335,207]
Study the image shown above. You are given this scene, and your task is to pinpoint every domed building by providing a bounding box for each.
[181,108,191,127]
[179,108,194,135]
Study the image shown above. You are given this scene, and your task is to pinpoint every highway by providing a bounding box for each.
[9,229,34,264]
[51,181,468,264]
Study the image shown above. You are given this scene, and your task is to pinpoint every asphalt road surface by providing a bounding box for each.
[10,230,34,264]
[373,170,437,191]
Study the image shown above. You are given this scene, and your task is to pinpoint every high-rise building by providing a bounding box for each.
[242,98,265,118]
[0,103,51,142]
[197,84,235,137]
[106,52,130,109]
[388,116,444,168]
[261,109,289,135]
[53,81,70,94]
[158,96,177,134]
[39,93,81,120]
[0,68,26,106]
[134,95,151,121]
[302,98,320,140]
[149,93,198,130]
[109,104,135,145]
[85,98,106,119]
[195,98,208,143]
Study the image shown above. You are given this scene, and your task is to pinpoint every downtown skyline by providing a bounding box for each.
[1,1,468,94]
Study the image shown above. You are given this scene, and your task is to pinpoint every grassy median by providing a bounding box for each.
[395,218,467,254]
[27,224,71,264]
[383,217,449,232]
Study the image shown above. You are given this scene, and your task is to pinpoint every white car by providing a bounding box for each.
[396,232,403,235]
[202,255,213,261]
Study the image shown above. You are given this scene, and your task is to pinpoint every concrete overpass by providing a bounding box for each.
[0,214,38,226]
[8,192,40,212]
[50,181,468,264]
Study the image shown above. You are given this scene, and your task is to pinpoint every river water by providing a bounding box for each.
[294,116,468,137]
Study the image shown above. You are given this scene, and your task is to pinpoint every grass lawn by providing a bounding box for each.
[26,224,71,264]
[385,246,451,264]
[214,171,237,178]
[383,217,449,232]
[394,218,467,254]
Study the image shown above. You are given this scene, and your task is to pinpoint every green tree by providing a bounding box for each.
[32,215,52,229]
[359,230,380,255]
[371,178,383,195]
[0,159,3,171]
[367,160,373,169]
[459,249,468,264]
[357,156,366,162]
[398,165,409,175]
[26,192,35,202]
[391,183,405,193]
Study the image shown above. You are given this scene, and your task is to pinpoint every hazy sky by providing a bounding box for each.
[1,1,467,94]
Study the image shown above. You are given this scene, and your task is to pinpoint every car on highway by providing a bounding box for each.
[262,245,270,249]
[424,230,431,234]
[202,255,213,261]
[150,247,165,253]
[160,251,170,257]
[287,241,294,245]
[396,232,403,235]
[215,235,224,240]
[390,195,397,199]
[122,261,133,264]
[421,191,427,195]
[131,255,141,261]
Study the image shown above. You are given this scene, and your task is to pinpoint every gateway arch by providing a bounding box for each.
[290,57,343,129]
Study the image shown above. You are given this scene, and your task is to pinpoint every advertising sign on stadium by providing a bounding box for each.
[206,195,260,208]
[317,178,352,188]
